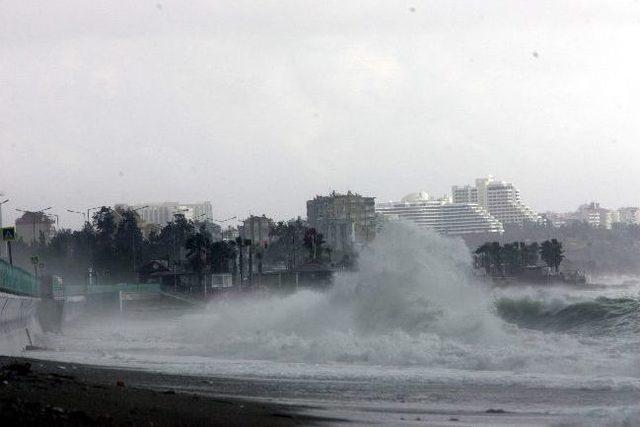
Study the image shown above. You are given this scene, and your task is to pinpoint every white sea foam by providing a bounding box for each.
[166,221,511,364]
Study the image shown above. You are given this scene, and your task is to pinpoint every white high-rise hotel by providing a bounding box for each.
[376,192,504,235]
[376,177,540,236]
[452,177,541,224]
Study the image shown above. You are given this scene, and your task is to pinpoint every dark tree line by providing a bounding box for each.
[464,221,640,275]
[474,239,564,276]
[10,209,336,285]
[11,207,236,284]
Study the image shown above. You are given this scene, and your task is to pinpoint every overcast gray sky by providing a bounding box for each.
[1,1,639,229]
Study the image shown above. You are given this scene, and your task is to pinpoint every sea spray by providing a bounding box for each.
[173,221,510,364]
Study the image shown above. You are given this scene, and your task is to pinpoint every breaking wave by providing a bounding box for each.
[170,221,511,365]
[497,295,640,335]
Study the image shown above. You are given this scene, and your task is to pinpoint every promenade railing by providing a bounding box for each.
[0,259,39,297]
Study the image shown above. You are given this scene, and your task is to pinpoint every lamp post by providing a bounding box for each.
[67,207,100,287]
[48,214,59,228]
[212,216,237,241]
[66,209,87,224]
[170,208,189,291]
[86,206,101,226]
[0,198,9,258]
[131,205,147,274]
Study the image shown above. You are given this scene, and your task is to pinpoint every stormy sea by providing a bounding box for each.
[16,222,640,425]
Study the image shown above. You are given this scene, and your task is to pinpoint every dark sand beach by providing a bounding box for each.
[0,356,330,426]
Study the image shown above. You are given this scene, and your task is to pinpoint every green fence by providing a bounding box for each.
[62,283,162,297]
[0,259,39,297]
[0,262,161,298]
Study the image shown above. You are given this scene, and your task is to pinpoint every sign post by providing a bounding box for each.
[2,226,16,265]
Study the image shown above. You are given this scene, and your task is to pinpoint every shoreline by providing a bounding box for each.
[0,355,334,426]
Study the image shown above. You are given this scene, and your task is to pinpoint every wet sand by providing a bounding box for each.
[0,356,331,426]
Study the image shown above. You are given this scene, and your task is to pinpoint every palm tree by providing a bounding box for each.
[518,242,528,268]
[489,241,503,276]
[527,242,540,266]
[303,228,326,263]
[502,242,521,275]
[540,239,565,273]
[185,232,212,288]
[550,239,565,272]
[474,243,492,274]
[210,241,236,274]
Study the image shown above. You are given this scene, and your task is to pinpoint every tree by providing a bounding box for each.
[265,218,306,270]
[488,241,503,276]
[234,237,252,282]
[526,242,539,266]
[89,207,120,278]
[474,243,492,274]
[502,242,521,275]
[144,216,196,271]
[210,241,236,274]
[540,239,565,272]
[185,231,212,287]
[303,228,326,263]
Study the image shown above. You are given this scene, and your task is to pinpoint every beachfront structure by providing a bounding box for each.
[376,192,503,235]
[452,177,541,224]
[306,191,376,252]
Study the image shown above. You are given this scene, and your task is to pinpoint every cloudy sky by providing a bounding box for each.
[1,1,639,229]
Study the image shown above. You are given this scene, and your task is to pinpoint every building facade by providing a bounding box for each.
[239,215,274,247]
[576,202,618,229]
[617,207,640,225]
[376,192,504,235]
[15,212,55,245]
[306,191,376,252]
[124,202,213,226]
[452,176,541,224]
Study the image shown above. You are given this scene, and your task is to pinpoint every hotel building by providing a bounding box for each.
[376,192,504,235]
[452,177,541,224]
[307,191,376,252]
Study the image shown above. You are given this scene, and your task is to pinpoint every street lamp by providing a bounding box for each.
[47,214,59,228]
[86,206,101,225]
[169,208,190,291]
[212,216,237,240]
[129,205,148,274]
[0,198,9,258]
[66,209,87,223]
[67,206,100,227]
[66,206,100,287]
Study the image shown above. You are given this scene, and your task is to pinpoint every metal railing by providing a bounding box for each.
[0,259,39,297]
[62,283,161,297]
